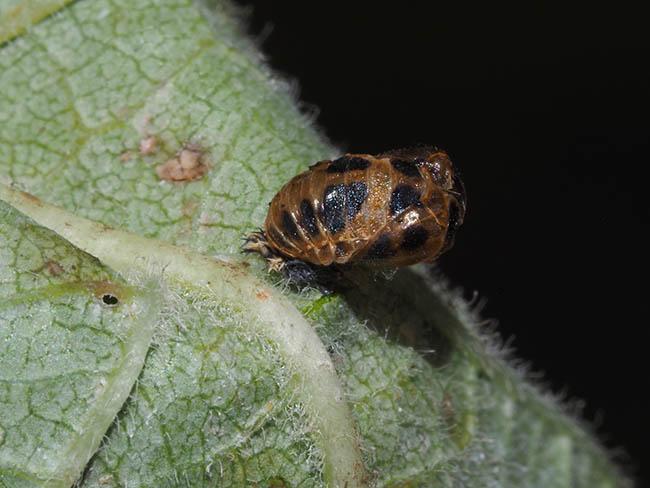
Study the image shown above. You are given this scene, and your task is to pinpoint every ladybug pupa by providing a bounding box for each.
[243,146,466,285]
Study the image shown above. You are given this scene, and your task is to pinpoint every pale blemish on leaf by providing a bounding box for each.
[98,474,113,485]
[182,198,198,216]
[44,260,64,276]
[156,148,208,182]
[138,135,159,156]
[119,151,135,162]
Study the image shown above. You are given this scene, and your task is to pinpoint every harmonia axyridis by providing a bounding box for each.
[243,146,466,283]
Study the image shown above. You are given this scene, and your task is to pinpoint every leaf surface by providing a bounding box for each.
[0,1,629,487]
[0,201,160,486]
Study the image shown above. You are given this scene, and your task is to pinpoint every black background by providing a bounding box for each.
[232,2,648,486]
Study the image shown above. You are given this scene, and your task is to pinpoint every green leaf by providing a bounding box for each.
[0,0,75,45]
[1,180,363,487]
[0,201,161,486]
[0,1,630,487]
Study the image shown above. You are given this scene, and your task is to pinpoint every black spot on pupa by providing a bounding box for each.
[390,159,421,177]
[346,181,368,220]
[102,294,119,306]
[401,225,429,249]
[282,211,300,240]
[335,241,349,257]
[322,184,346,234]
[390,185,421,215]
[326,156,371,173]
[363,233,395,261]
[299,200,319,236]
[269,227,290,249]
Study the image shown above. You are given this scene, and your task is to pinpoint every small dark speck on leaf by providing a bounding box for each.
[89,281,123,307]
[119,151,134,162]
[102,294,119,306]
[44,261,64,276]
